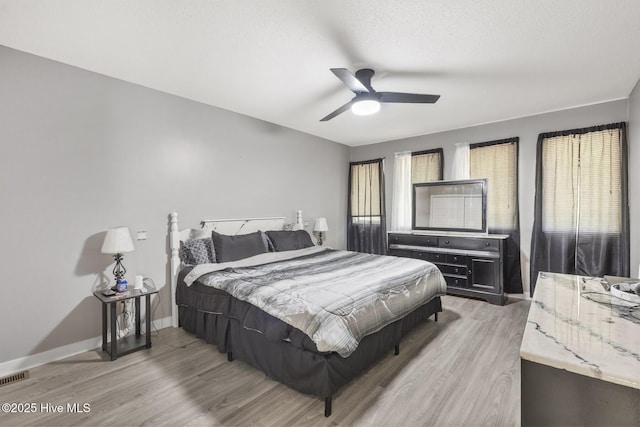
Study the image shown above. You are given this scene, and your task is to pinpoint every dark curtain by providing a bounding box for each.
[530,122,629,296]
[470,138,523,294]
[491,226,522,294]
[347,159,387,254]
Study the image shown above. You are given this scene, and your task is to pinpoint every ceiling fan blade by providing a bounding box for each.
[330,68,370,94]
[379,92,440,103]
[320,101,353,121]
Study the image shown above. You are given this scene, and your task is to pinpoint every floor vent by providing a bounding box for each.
[0,370,29,387]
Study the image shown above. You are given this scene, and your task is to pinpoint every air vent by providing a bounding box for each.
[0,370,29,387]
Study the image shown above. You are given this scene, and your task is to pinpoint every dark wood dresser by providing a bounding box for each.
[388,232,508,305]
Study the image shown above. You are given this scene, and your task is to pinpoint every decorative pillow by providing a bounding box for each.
[266,230,314,252]
[211,231,269,263]
[181,237,216,265]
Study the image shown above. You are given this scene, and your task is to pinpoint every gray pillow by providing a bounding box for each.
[266,230,314,251]
[181,237,216,265]
[211,231,269,263]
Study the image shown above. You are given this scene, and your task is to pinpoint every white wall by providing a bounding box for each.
[0,46,349,367]
[628,79,640,278]
[350,100,631,294]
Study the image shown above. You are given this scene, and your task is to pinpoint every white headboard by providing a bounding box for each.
[168,212,288,327]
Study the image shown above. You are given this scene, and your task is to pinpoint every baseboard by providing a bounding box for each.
[0,336,102,378]
[506,292,532,301]
[151,315,172,331]
[0,315,172,378]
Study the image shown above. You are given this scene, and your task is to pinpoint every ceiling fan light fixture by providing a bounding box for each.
[351,99,380,116]
[320,68,440,121]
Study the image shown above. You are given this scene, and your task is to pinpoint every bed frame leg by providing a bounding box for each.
[324,397,332,417]
[394,344,400,355]
[434,312,438,322]
[227,351,233,362]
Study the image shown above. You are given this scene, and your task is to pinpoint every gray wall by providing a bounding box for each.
[350,99,631,293]
[628,79,640,278]
[1,42,636,367]
[0,46,349,365]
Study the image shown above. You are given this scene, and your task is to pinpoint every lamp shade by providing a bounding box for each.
[351,99,380,116]
[314,218,329,232]
[101,226,135,254]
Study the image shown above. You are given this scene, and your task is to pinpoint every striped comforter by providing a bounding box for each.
[184,247,446,357]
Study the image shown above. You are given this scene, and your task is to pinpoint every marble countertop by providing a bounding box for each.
[520,272,640,389]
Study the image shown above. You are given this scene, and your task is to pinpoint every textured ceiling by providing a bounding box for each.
[1,0,639,146]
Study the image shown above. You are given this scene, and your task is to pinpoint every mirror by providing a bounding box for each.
[412,179,487,233]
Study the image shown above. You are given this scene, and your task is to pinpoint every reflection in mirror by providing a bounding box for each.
[412,179,487,233]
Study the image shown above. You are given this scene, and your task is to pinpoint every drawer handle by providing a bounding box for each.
[468,269,472,276]
[453,256,458,261]
[454,268,459,274]
[485,242,490,246]
[444,240,450,244]
[454,279,459,285]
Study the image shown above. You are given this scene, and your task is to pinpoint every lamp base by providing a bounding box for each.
[112,253,126,280]
[116,280,128,293]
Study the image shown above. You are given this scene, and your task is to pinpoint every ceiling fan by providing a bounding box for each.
[320,68,440,121]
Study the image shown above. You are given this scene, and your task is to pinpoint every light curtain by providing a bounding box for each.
[411,151,442,183]
[452,143,470,180]
[470,142,518,230]
[469,139,522,293]
[392,152,412,231]
[391,149,443,231]
[530,123,629,295]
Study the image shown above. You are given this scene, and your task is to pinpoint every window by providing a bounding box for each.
[541,129,621,234]
[468,138,522,293]
[470,140,518,230]
[392,149,443,231]
[350,161,382,224]
[530,122,629,293]
[411,149,443,184]
[348,159,387,254]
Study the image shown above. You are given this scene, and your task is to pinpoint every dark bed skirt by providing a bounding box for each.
[179,296,442,399]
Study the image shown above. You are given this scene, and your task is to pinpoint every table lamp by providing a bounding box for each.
[313,218,329,245]
[101,226,135,290]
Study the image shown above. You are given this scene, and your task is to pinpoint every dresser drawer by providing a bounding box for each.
[388,233,438,247]
[447,253,466,264]
[440,236,500,251]
[445,275,468,288]
[421,252,445,263]
[439,264,468,276]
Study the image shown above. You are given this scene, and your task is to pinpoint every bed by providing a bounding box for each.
[168,212,446,416]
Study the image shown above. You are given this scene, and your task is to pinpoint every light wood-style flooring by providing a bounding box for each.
[0,295,530,426]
